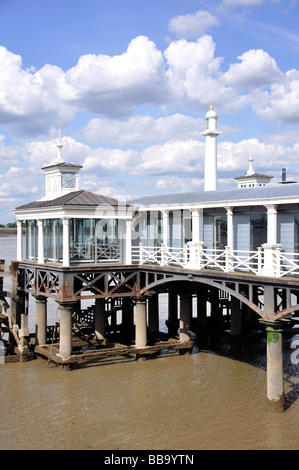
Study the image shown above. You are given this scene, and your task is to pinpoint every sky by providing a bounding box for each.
[0,0,299,223]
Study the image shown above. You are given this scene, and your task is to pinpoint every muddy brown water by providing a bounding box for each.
[0,237,298,450]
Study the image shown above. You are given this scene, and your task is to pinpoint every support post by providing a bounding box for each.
[260,320,285,412]
[179,293,192,342]
[261,243,282,277]
[167,292,178,336]
[230,296,241,336]
[34,295,47,346]
[261,285,285,411]
[95,298,106,340]
[57,301,75,360]
[148,294,159,336]
[135,297,147,348]
[122,297,134,333]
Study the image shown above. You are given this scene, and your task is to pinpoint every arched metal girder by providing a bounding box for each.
[18,262,299,321]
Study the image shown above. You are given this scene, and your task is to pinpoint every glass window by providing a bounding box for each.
[43,219,63,263]
[213,215,227,249]
[146,211,162,247]
[69,218,120,264]
[25,220,38,260]
[250,213,267,251]
[70,219,96,263]
[182,210,192,245]
[95,219,120,263]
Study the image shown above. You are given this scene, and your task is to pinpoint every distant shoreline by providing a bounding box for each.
[0,229,18,237]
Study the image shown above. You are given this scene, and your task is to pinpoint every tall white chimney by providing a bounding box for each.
[201,105,221,191]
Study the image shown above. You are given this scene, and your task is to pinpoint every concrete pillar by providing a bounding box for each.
[230,296,241,336]
[34,295,47,345]
[148,294,159,335]
[135,297,147,348]
[265,322,284,412]
[58,301,74,359]
[179,293,192,342]
[95,298,106,340]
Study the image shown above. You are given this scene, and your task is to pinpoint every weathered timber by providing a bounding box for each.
[35,339,194,366]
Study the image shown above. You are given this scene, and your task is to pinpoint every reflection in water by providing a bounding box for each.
[0,238,298,450]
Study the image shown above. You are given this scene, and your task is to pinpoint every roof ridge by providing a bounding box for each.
[61,189,85,204]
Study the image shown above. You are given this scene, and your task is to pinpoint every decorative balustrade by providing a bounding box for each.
[132,242,299,278]
[70,242,120,264]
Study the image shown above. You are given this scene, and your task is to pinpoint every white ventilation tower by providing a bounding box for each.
[202,105,221,191]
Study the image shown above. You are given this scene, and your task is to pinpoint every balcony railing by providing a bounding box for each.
[70,242,121,264]
[132,243,299,278]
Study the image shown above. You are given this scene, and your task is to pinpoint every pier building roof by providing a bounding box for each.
[15,190,131,211]
[130,182,299,208]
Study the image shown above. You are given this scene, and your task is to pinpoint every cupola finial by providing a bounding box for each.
[56,126,64,163]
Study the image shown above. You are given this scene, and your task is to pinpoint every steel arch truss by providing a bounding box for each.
[18,263,299,321]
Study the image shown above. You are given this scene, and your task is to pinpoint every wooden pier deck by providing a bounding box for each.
[34,337,194,368]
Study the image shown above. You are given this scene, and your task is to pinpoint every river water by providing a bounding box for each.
[0,237,298,450]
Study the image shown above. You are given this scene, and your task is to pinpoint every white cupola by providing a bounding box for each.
[201,105,222,191]
[235,148,273,188]
[40,130,83,201]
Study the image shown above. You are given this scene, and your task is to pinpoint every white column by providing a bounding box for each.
[204,136,218,191]
[37,220,44,264]
[62,218,70,266]
[226,207,234,249]
[265,204,278,245]
[16,220,23,261]
[126,219,132,264]
[162,210,169,246]
[191,209,200,242]
[201,106,221,192]
[261,205,281,277]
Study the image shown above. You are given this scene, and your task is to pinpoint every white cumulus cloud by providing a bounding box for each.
[84,114,204,146]
[168,10,220,39]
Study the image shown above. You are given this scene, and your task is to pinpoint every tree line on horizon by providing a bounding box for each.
[0,223,17,228]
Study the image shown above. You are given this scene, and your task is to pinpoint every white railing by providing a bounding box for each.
[132,243,299,278]
[279,251,299,277]
[132,244,187,267]
[70,242,120,264]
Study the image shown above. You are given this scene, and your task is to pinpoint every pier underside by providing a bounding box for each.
[1,261,299,411]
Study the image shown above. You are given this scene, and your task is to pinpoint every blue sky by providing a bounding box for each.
[0,0,299,223]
